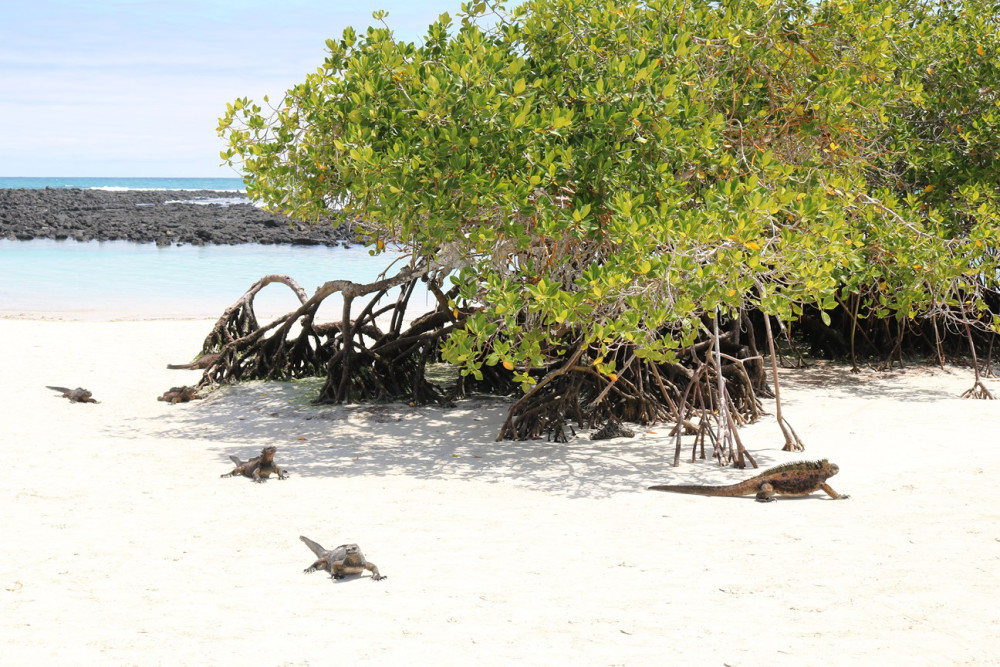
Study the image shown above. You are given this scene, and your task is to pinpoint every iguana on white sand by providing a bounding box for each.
[300,536,386,581]
[648,459,849,502]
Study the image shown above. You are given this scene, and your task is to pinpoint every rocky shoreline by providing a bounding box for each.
[0,188,356,246]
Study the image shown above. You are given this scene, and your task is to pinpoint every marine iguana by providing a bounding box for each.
[647,459,849,502]
[300,536,386,581]
[220,446,288,482]
[590,421,635,440]
[157,385,202,403]
[166,352,220,370]
[46,386,98,403]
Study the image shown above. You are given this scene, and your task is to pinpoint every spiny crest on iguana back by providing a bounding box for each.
[761,459,838,475]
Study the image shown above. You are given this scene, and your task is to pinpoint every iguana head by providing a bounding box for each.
[260,446,277,462]
[819,459,839,476]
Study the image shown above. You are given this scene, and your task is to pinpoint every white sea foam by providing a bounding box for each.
[163,196,251,206]
[90,187,247,194]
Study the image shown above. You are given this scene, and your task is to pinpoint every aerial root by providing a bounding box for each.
[960,380,995,400]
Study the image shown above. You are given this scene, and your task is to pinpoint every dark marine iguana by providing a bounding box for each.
[220,446,288,482]
[166,352,220,370]
[157,385,202,403]
[46,386,98,403]
[300,536,386,581]
[590,421,635,440]
[647,459,849,502]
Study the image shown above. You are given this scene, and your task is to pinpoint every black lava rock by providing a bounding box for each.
[0,188,356,247]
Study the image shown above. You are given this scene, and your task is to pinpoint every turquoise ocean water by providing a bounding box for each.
[0,239,423,320]
[0,177,427,319]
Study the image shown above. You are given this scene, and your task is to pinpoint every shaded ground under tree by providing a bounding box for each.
[173,265,997,470]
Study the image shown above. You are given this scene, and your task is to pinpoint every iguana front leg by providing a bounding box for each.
[365,562,386,581]
[820,483,850,499]
[330,559,348,579]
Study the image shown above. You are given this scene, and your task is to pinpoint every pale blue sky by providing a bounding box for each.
[0,1,458,177]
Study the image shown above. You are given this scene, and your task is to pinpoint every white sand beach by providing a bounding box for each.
[2,316,998,665]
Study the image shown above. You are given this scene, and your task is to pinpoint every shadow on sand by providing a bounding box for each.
[108,368,903,499]
[779,362,969,403]
[109,379,769,499]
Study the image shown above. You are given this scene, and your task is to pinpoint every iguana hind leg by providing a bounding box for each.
[221,456,245,478]
[755,482,777,503]
[304,559,326,574]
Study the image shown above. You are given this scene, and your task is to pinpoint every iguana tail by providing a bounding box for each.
[46,386,72,394]
[647,483,749,496]
[300,535,327,557]
[167,352,220,370]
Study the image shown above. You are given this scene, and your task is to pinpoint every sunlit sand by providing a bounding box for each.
[2,316,998,664]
